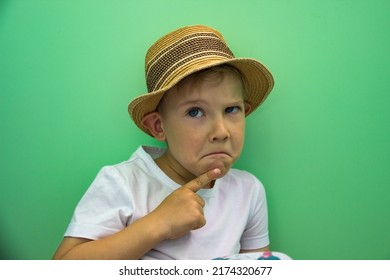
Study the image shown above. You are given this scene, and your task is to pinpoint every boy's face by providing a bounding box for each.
[156,70,247,184]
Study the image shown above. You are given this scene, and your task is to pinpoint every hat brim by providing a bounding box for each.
[128,58,274,136]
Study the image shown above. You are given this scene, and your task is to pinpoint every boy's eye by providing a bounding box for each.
[225,106,240,114]
[187,107,204,118]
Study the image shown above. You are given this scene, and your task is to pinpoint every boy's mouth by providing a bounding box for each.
[202,151,230,158]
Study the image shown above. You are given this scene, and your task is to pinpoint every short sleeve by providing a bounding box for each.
[240,177,269,250]
[64,166,134,240]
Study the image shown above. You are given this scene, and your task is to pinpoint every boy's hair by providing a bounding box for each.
[168,65,247,97]
[157,65,246,113]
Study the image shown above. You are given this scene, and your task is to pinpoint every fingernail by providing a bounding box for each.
[214,168,221,175]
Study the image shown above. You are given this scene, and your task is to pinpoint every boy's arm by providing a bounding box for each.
[240,245,270,254]
[52,168,221,260]
[52,213,166,260]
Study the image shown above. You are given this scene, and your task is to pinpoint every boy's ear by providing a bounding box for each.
[142,112,165,141]
[244,102,252,115]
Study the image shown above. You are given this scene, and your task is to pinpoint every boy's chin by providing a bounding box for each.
[189,159,234,181]
[203,167,228,188]
[206,161,231,178]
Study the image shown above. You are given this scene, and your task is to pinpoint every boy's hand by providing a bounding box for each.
[149,168,221,240]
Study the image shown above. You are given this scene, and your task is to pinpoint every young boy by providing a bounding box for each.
[53,25,274,260]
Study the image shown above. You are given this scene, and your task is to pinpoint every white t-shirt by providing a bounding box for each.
[65,146,269,259]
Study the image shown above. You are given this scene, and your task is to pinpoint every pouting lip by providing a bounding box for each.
[201,151,231,158]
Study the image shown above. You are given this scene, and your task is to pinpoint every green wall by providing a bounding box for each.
[1,0,389,260]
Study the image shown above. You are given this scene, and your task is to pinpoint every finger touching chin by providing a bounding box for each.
[208,161,230,178]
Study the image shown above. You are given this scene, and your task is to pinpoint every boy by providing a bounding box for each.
[53,25,274,260]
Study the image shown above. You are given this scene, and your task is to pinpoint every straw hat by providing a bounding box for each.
[128,25,274,135]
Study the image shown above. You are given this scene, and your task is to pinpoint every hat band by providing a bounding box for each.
[146,32,234,92]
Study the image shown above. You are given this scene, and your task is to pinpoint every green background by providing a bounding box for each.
[1,0,389,260]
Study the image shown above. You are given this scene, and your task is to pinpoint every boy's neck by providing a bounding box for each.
[154,152,215,189]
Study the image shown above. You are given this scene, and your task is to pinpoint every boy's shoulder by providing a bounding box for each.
[111,146,162,168]
[97,146,161,181]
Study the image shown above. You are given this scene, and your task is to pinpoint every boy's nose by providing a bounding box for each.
[209,117,230,142]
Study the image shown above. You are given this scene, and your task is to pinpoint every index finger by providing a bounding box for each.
[186,168,221,192]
